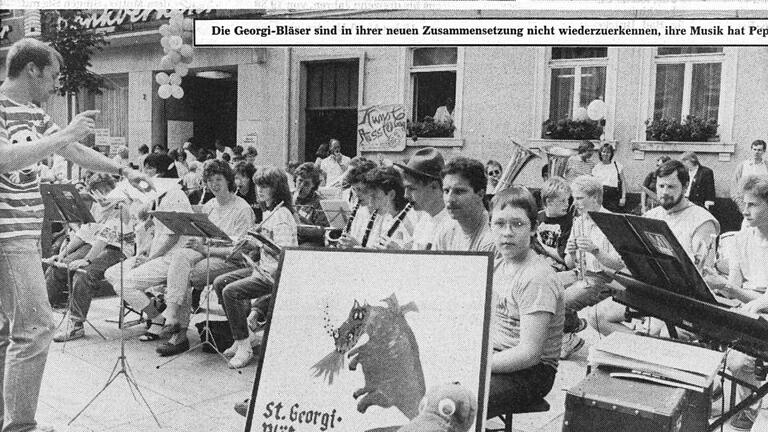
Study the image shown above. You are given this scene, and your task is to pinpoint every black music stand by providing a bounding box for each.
[40,184,106,345]
[592,212,768,430]
[319,199,352,230]
[150,211,234,368]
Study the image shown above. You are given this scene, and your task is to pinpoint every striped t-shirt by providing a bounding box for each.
[0,95,60,239]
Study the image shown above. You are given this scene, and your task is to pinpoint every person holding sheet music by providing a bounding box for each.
[214,167,297,369]
[0,38,146,432]
[103,154,193,342]
[48,173,135,342]
[155,160,255,357]
[395,147,449,250]
[486,186,565,419]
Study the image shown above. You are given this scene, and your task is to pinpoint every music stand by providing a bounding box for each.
[70,202,160,427]
[150,211,234,368]
[40,184,106,346]
[319,199,351,230]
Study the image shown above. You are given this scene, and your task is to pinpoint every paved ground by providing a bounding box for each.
[37,294,767,432]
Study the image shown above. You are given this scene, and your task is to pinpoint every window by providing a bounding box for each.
[547,47,608,123]
[652,47,723,125]
[409,48,458,136]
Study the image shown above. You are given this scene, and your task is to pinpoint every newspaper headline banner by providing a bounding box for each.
[195,19,768,46]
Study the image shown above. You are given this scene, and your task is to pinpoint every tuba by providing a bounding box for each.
[493,140,540,194]
[543,145,576,179]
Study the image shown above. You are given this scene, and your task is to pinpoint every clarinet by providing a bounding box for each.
[378,202,413,248]
[344,202,361,235]
[360,210,378,248]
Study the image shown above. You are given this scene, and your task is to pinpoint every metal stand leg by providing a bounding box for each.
[156,243,240,373]
[69,203,161,427]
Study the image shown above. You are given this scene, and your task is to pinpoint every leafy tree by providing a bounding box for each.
[42,10,108,97]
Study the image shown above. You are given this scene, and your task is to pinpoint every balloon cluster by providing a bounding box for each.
[155,10,194,99]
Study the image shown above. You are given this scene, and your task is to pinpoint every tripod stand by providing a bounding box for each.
[149,211,236,370]
[69,202,160,427]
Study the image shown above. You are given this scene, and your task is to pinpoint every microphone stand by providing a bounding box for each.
[69,202,160,427]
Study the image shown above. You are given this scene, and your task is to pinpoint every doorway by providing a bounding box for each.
[303,60,359,162]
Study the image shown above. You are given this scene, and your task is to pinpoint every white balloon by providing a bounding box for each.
[160,36,170,49]
[170,10,184,21]
[183,18,194,31]
[158,84,172,99]
[168,35,183,50]
[573,107,589,122]
[587,99,607,121]
[171,85,184,99]
[179,44,193,57]
[174,63,189,77]
[169,22,183,35]
[169,73,182,86]
[182,31,194,43]
[168,50,182,65]
[159,55,174,70]
[159,24,170,37]
[170,15,183,28]
[155,72,170,85]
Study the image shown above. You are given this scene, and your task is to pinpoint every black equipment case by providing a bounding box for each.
[563,368,710,432]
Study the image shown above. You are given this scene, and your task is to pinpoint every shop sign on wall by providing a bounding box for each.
[357,104,407,152]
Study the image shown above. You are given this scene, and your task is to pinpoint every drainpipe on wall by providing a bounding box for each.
[283,47,292,166]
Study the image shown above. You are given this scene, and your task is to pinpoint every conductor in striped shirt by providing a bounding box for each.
[0,39,143,432]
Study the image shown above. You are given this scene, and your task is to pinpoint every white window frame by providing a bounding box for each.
[401,47,465,137]
[532,47,618,141]
[638,47,737,142]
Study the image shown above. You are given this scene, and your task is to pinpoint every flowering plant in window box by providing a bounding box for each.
[407,117,455,139]
[645,115,719,142]
[542,118,603,140]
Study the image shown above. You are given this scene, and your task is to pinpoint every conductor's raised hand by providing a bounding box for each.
[62,110,100,142]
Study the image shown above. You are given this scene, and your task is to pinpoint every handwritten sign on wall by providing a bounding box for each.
[357,104,407,152]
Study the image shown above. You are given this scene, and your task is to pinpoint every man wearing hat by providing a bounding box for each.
[395,147,449,250]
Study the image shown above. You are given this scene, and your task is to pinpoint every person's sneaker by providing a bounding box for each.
[729,408,757,431]
[560,333,585,360]
[228,345,254,369]
[53,324,84,343]
[156,335,190,357]
[234,399,249,417]
[223,342,239,358]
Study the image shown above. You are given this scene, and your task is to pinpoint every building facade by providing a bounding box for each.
[3,9,768,218]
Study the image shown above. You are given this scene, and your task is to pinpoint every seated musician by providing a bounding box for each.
[214,167,298,369]
[359,166,417,249]
[535,176,573,271]
[293,162,330,227]
[154,160,255,356]
[588,160,719,337]
[104,153,194,341]
[394,147,449,250]
[487,186,565,419]
[48,173,135,342]
[337,159,378,248]
[712,174,768,431]
[559,175,625,360]
[432,157,495,252]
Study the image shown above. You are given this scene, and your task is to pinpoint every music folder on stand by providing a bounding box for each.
[149,211,237,370]
[39,184,106,346]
